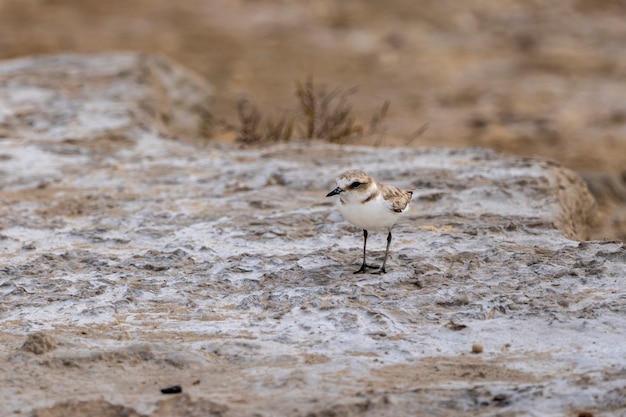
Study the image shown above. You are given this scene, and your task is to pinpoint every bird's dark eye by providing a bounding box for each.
[350,181,362,189]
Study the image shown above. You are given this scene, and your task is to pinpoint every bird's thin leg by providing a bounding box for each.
[354,229,369,274]
[373,231,392,274]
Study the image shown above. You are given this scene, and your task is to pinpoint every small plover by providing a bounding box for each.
[326,170,413,274]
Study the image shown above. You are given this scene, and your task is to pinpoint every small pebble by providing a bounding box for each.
[471,343,484,354]
[22,242,36,251]
[160,385,182,394]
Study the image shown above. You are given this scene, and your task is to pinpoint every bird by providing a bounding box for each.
[326,169,413,274]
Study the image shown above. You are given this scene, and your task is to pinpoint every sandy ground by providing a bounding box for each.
[2,127,624,415]
[0,0,625,240]
[0,53,624,416]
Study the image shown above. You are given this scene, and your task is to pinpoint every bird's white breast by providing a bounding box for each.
[337,193,407,231]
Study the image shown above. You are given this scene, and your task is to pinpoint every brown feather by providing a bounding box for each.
[338,170,371,182]
[380,183,413,212]
[361,189,380,204]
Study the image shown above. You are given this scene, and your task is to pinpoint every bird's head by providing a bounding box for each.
[326,170,375,203]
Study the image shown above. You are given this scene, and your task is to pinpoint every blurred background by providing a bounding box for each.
[1,0,625,240]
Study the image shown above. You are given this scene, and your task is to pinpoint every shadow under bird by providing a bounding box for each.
[326,170,413,274]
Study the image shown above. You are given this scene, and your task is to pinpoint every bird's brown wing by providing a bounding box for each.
[380,184,413,213]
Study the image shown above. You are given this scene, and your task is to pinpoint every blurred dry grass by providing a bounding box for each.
[0,0,625,239]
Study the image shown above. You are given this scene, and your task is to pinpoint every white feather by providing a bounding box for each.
[337,193,407,230]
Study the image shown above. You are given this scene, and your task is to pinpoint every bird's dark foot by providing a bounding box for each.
[354,264,379,274]
[371,266,387,275]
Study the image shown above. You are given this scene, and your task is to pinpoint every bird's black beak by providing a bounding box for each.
[326,187,343,197]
